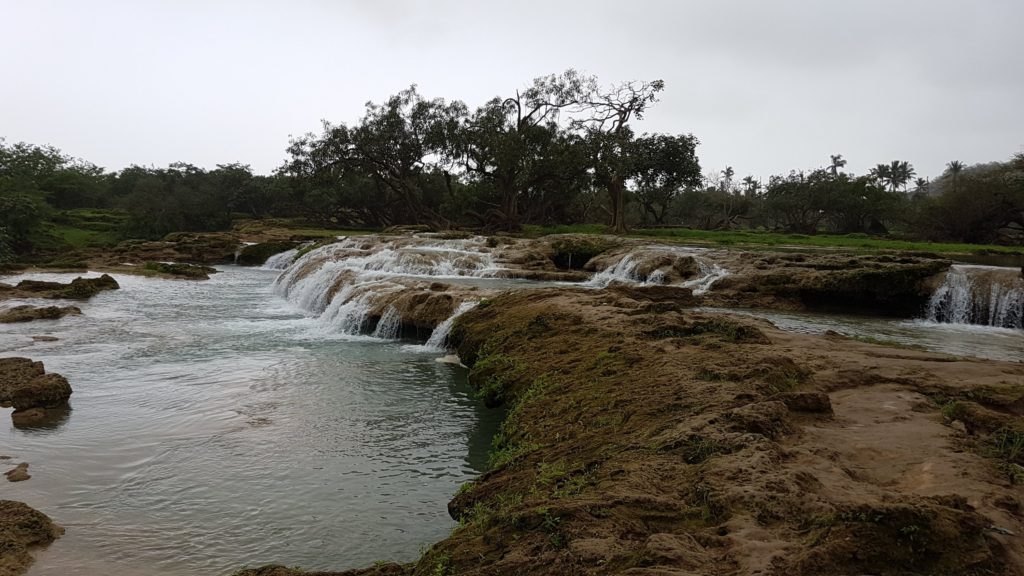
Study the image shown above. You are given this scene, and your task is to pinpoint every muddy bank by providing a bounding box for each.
[242,286,1023,576]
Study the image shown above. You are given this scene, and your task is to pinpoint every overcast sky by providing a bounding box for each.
[2,0,1022,180]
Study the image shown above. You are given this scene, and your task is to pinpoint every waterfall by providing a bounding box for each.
[423,301,477,351]
[683,261,729,295]
[262,248,299,270]
[587,255,644,287]
[271,236,498,341]
[925,265,1023,329]
[586,249,728,293]
[371,305,402,340]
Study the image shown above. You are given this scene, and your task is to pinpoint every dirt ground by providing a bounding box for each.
[243,285,1024,576]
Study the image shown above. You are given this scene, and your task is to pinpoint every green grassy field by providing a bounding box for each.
[522,224,1024,256]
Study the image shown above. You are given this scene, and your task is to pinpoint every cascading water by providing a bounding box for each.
[422,301,477,351]
[271,236,502,345]
[371,305,403,339]
[586,248,728,294]
[925,265,1023,329]
[262,247,300,270]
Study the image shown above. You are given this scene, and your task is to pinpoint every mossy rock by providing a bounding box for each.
[236,241,299,266]
[142,262,216,279]
[549,236,618,270]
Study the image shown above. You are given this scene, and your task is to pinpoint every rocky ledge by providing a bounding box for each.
[0,500,64,576]
[0,274,119,302]
[0,305,81,323]
[241,286,1023,576]
[0,358,73,424]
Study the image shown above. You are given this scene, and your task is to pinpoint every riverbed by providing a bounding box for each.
[1,267,499,576]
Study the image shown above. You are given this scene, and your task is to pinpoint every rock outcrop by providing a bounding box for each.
[0,274,119,302]
[0,305,81,323]
[236,241,301,266]
[4,463,30,483]
[238,287,1024,576]
[0,500,63,576]
[0,358,73,422]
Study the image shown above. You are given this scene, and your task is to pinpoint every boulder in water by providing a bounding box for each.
[0,358,73,418]
[0,500,64,576]
[4,463,30,482]
[0,274,119,301]
[0,305,81,323]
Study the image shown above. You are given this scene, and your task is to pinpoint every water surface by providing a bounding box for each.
[1,267,499,576]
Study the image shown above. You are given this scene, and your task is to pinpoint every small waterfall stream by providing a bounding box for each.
[268,235,734,346]
[585,248,728,294]
[925,265,1023,329]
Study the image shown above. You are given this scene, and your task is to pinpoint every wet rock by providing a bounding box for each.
[10,408,47,425]
[236,241,299,266]
[0,305,81,323]
[0,274,119,301]
[7,374,72,411]
[142,261,216,279]
[4,463,30,482]
[0,358,72,418]
[0,500,63,576]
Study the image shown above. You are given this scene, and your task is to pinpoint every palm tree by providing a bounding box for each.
[829,154,847,177]
[741,175,760,196]
[870,163,893,191]
[720,166,735,192]
[889,160,915,192]
[946,160,965,194]
[914,177,930,195]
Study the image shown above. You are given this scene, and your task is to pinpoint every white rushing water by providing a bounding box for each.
[585,247,728,294]
[261,248,300,270]
[925,265,1023,329]
[422,301,478,352]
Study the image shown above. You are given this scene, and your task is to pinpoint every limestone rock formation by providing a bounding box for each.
[0,305,81,323]
[0,358,73,421]
[0,500,63,576]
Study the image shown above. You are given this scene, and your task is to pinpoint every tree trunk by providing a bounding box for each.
[608,175,627,234]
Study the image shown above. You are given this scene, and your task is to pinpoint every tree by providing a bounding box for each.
[829,154,847,177]
[719,166,735,192]
[577,77,665,234]
[946,160,965,194]
[630,133,701,224]
[741,175,761,196]
[762,170,830,233]
[282,86,464,227]
[870,160,915,192]
[449,71,590,230]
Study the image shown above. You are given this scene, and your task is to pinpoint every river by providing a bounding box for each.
[1,266,499,576]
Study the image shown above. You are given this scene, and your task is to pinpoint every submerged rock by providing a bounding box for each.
[0,500,63,576]
[0,305,81,323]
[4,463,30,482]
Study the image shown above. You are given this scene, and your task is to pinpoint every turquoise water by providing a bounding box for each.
[1,267,499,576]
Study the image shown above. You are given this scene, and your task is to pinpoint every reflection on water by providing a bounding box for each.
[1,267,500,576]
[703,306,1024,362]
[11,406,73,432]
